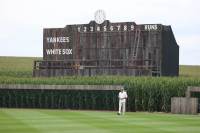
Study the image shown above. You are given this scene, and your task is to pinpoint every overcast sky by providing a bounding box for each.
[0,0,199,65]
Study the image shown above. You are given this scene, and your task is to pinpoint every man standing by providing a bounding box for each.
[118,87,128,115]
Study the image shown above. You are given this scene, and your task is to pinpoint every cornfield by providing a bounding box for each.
[0,57,200,112]
[1,76,200,112]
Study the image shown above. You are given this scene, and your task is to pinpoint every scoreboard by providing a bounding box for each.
[33,11,179,77]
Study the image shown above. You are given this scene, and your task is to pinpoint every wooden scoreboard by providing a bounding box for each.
[33,12,179,77]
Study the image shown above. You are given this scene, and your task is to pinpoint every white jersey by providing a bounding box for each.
[118,91,128,103]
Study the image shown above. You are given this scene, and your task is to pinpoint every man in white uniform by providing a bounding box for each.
[118,87,128,115]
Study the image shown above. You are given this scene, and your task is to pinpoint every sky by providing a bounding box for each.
[0,0,199,65]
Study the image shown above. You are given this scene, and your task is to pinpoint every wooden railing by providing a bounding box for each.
[33,59,160,70]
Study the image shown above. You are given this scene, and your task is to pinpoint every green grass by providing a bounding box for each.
[0,109,200,133]
[0,56,41,77]
[179,65,200,77]
[0,58,200,132]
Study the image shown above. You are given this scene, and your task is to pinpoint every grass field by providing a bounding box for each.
[0,58,200,132]
[0,56,40,77]
[179,65,200,77]
[0,109,200,133]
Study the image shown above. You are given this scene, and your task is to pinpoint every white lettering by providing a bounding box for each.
[46,49,52,55]
[46,37,70,43]
[124,25,127,31]
[110,26,114,31]
[117,25,121,31]
[90,27,94,32]
[74,24,143,32]
[62,49,72,55]
[84,27,87,32]
[51,37,56,43]
[78,27,81,32]
[97,26,100,31]
[144,25,158,30]
[46,49,61,55]
[131,25,134,31]
[66,37,69,43]
[46,37,51,43]
[103,26,107,31]
[46,49,72,55]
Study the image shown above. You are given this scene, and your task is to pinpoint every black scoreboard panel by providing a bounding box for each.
[43,28,72,60]
[33,20,179,77]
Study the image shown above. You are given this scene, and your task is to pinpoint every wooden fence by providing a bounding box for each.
[0,84,122,90]
[171,86,200,115]
[171,97,198,115]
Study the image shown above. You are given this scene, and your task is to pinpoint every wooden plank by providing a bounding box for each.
[0,84,122,91]
[171,97,181,114]
[171,97,198,115]
[189,98,198,115]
